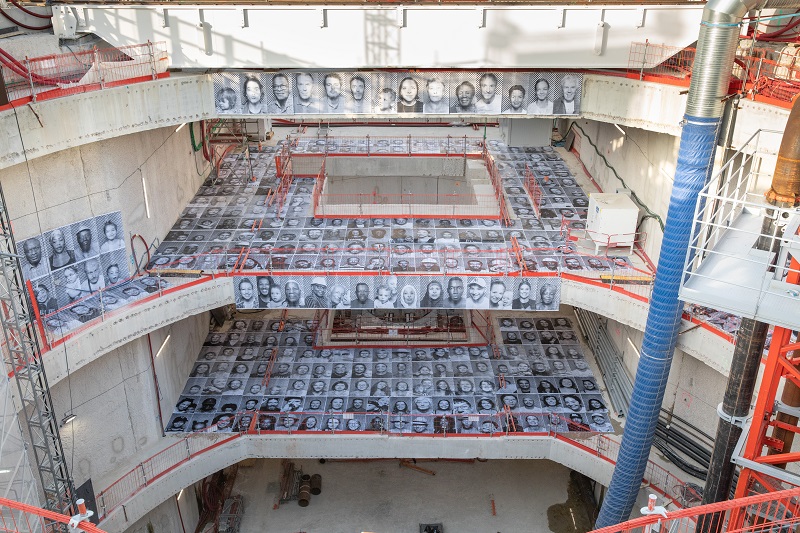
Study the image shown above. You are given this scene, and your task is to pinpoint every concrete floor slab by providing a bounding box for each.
[234,458,585,533]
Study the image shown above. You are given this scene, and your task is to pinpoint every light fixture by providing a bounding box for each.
[61,414,76,427]
[142,173,151,219]
[627,337,641,359]
[177,488,184,499]
[614,123,627,136]
[156,334,171,358]
[175,123,186,133]
[0,469,11,474]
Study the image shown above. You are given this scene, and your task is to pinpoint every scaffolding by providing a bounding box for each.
[0,184,75,518]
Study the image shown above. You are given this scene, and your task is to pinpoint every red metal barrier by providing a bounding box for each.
[0,497,106,532]
[627,40,800,108]
[589,487,800,533]
[94,411,701,524]
[1,41,168,106]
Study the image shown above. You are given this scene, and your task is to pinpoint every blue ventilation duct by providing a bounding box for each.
[591,0,800,523]
[594,116,719,526]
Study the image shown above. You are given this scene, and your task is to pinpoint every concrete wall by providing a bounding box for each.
[123,486,199,533]
[153,312,210,434]
[326,156,468,178]
[49,311,213,501]
[500,118,553,147]
[44,276,233,385]
[569,120,679,263]
[52,334,162,493]
[98,433,615,533]
[0,74,214,170]
[603,317,726,435]
[1,124,207,264]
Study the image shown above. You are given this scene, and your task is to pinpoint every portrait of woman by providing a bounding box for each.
[512,280,536,310]
[241,75,268,114]
[527,78,554,114]
[397,77,424,113]
[396,284,418,308]
[420,280,444,308]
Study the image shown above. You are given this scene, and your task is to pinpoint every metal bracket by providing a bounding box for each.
[477,8,485,28]
[556,8,565,29]
[156,8,169,28]
[636,8,646,28]
[240,8,249,28]
[774,399,800,419]
[717,402,749,427]
[396,7,405,28]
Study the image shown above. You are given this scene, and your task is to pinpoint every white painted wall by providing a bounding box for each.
[568,119,678,263]
[0,124,208,264]
[603,317,727,436]
[123,486,199,533]
[52,5,704,70]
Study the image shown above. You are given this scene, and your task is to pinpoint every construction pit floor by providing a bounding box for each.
[233,458,600,533]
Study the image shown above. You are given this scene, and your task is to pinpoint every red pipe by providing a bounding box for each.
[199,120,211,162]
[0,47,63,85]
[0,9,52,30]
[758,15,800,38]
[10,0,52,19]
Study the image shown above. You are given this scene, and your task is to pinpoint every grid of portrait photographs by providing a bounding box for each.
[684,304,741,336]
[213,71,582,117]
[231,274,560,311]
[15,212,164,335]
[147,138,637,305]
[164,315,613,435]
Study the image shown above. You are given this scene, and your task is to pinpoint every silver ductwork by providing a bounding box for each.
[687,0,800,118]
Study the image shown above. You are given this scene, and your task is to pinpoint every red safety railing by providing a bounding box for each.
[1,41,168,106]
[482,147,511,226]
[295,134,484,157]
[28,269,225,353]
[589,486,800,533]
[626,40,800,107]
[523,163,543,217]
[0,497,106,532]
[95,432,240,520]
[94,410,704,524]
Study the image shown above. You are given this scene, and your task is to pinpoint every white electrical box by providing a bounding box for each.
[586,193,639,249]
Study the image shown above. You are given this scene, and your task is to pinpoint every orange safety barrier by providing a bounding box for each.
[589,486,800,533]
[94,410,703,523]
[0,497,106,532]
[626,40,800,107]
[1,41,168,107]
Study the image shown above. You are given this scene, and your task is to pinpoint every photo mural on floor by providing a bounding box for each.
[165,315,613,435]
[148,140,641,314]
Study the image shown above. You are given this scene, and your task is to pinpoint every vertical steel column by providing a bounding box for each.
[0,183,75,517]
[697,317,767,532]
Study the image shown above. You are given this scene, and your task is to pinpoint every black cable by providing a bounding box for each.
[568,121,665,232]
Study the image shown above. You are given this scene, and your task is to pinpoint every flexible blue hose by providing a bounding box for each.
[594,115,719,527]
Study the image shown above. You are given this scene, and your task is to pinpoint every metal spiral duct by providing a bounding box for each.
[596,0,800,526]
